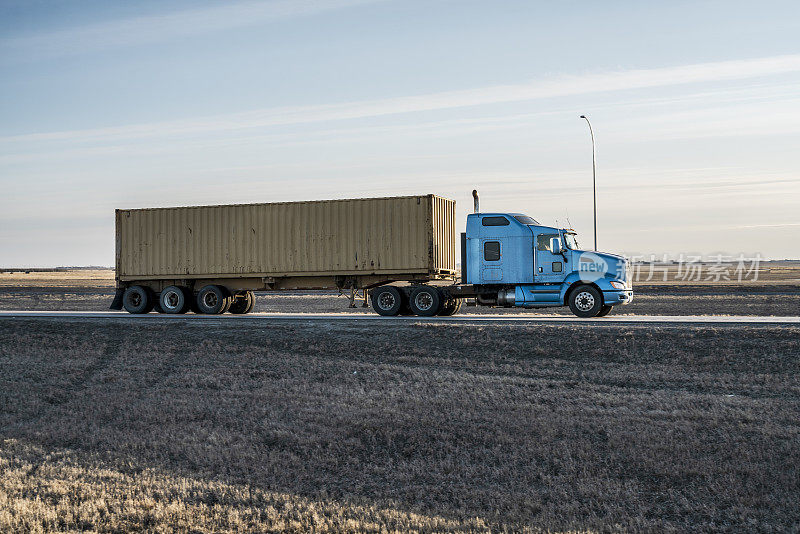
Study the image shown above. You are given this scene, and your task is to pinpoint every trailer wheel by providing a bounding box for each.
[568,285,603,318]
[438,298,462,316]
[123,285,154,314]
[160,285,189,314]
[410,286,442,316]
[220,287,233,313]
[229,291,255,314]
[196,285,229,314]
[597,305,613,317]
[371,286,403,316]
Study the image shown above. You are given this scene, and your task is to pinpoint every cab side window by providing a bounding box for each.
[536,234,559,251]
[482,216,509,226]
[484,241,501,261]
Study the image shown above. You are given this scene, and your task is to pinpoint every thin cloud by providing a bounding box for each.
[4,53,800,145]
[734,223,800,229]
[0,0,385,59]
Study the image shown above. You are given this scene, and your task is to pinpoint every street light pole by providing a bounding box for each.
[579,115,597,251]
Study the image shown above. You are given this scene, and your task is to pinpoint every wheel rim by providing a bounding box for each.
[164,290,180,310]
[203,292,218,308]
[129,292,141,307]
[378,292,396,310]
[575,291,595,312]
[414,291,433,311]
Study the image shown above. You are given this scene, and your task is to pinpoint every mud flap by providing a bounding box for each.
[109,288,124,310]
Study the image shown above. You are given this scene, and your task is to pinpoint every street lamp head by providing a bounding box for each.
[579,115,586,119]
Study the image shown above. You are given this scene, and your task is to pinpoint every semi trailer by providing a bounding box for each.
[111,192,633,318]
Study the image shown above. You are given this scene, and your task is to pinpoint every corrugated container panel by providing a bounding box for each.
[116,195,456,279]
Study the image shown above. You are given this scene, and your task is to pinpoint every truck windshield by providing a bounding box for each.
[563,233,579,249]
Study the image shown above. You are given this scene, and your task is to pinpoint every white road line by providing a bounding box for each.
[0,310,798,324]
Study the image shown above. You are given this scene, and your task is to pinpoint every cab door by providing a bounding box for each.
[478,215,510,283]
[535,232,567,283]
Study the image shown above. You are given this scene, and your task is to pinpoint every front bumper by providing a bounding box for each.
[602,289,634,306]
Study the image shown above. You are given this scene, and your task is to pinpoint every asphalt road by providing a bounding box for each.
[1,310,798,325]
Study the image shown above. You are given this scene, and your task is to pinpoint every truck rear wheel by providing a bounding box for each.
[196,285,229,314]
[159,285,190,314]
[568,285,603,318]
[438,298,462,316]
[371,286,403,316]
[410,286,442,316]
[229,291,255,314]
[123,285,154,314]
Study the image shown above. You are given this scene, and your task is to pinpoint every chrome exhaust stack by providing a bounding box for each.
[472,189,479,213]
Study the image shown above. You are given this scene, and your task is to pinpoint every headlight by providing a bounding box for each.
[609,281,626,289]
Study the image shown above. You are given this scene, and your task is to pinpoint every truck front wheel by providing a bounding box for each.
[568,285,603,318]
[371,286,403,316]
[597,305,613,317]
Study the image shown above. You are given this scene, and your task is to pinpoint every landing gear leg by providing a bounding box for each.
[348,288,357,308]
[362,289,369,308]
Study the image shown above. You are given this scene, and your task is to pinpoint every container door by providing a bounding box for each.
[535,232,567,283]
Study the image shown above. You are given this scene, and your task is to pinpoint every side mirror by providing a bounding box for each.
[550,238,562,255]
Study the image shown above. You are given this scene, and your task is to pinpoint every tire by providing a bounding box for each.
[196,285,229,314]
[597,305,613,317]
[568,285,603,318]
[244,291,255,313]
[229,291,255,314]
[160,285,190,314]
[220,286,233,313]
[371,286,403,316]
[123,285,154,314]
[409,286,442,317]
[438,298,462,316]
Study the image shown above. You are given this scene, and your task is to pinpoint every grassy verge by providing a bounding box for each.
[1,319,799,531]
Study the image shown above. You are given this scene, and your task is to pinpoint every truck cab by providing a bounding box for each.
[460,212,633,317]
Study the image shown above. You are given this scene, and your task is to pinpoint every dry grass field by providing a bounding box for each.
[1,318,799,532]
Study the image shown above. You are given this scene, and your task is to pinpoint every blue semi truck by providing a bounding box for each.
[113,191,632,317]
[371,191,633,318]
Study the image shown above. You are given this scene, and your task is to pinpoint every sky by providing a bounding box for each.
[1,0,799,266]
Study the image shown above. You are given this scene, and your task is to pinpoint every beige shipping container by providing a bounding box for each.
[115,195,456,287]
